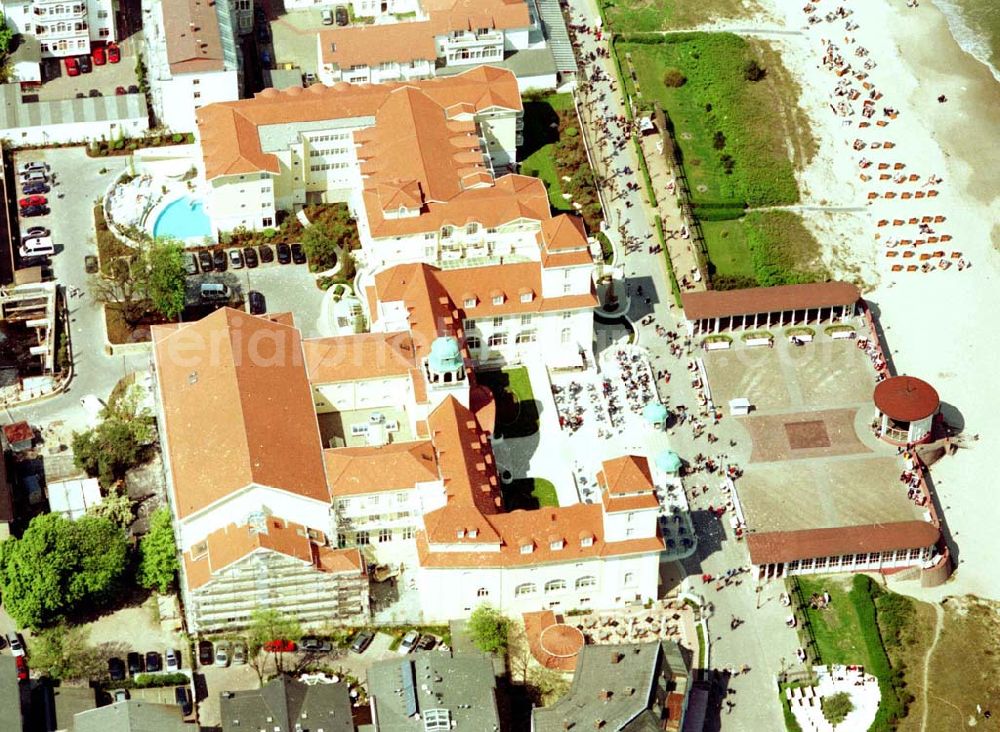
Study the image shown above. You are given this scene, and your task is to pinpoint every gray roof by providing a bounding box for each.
[435,47,557,82]
[10,36,41,65]
[220,676,353,732]
[73,700,187,732]
[367,652,500,732]
[0,656,25,732]
[532,642,687,732]
[0,83,148,132]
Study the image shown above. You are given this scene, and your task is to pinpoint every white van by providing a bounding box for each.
[200,283,231,302]
[19,236,54,257]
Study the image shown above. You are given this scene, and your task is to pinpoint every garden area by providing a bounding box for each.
[519,92,602,233]
[502,477,559,511]
[476,367,539,439]
[87,131,195,157]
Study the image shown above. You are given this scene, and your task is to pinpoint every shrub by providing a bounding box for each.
[744,59,767,81]
[171,133,183,143]
[720,154,735,175]
[133,672,189,688]
[712,130,727,150]
[662,68,687,87]
[821,692,853,726]
[261,227,277,239]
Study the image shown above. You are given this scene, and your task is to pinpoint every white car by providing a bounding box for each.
[398,630,420,654]
[19,161,49,174]
[6,633,25,658]
[165,648,180,672]
[19,236,54,257]
[215,641,231,667]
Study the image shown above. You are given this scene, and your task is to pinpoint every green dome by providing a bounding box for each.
[656,450,682,473]
[643,402,669,423]
[429,336,463,372]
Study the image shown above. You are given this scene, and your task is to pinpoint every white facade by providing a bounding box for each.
[155,71,239,133]
[1,0,117,58]
[753,545,935,582]
[463,308,593,367]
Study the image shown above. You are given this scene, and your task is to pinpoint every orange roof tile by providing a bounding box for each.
[601,491,661,513]
[542,249,594,268]
[540,214,589,251]
[598,455,655,496]
[163,0,226,75]
[302,331,417,383]
[319,22,439,68]
[324,441,439,496]
[152,308,329,519]
[423,0,531,36]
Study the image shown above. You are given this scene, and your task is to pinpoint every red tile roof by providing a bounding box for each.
[873,376,940,422]
[302,332,417,383]
[745,521,940,566]
[324,441,439,496]
[681,282,861,321]
[163,0,226,74]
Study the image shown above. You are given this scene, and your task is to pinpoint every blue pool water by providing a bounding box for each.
[152,196,212,240]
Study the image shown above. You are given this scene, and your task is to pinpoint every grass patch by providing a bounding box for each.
[601,0,752,33]
[502,478,559,511]
[94,205,138,265]
[476,367,539,439]
[778,682,806,732]
[619,34,800,207]
[695,622,705,670]
[744,211,827,286]
[795,576,872,667]
[702,219,753,281]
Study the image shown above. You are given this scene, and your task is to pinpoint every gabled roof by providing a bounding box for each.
[221,677,354,732]
[324,441,440,496]
[598,455,655,496]
[74,699,187,732]
[746,521,940,566]
[162,0,226,75]
[539,213,589,251]
[319,21,439,68]
[302,331,417,383]
[152,308,329,519]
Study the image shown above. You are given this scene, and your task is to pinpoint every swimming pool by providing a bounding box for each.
[152,196,212,240]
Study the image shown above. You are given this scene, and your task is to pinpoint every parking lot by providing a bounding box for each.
[31,37,139,102]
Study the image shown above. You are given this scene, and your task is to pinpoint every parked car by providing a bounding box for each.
[108,657,126,681]
[416,634,436,651]
[115,85,127,95]
[127,652,144,676]
[108,44,121,63]
[65,57,80,76]
[165,648,180,672]
[290,243,306,264]
[85,254,99,273]
[214,641,231,667]
[78,55,92,73]
[232,642,247,665]
[89,89,102,97]
[398,630,420,654]
[92,46,106,65]
[23,225,50,239]
[228,248,244,269]
[263,639,297,653]
[198,250,214,272]
[113,688,128,702]
[247,290,266,315]
[258,244,274,263]
[276,243,291,264]
[19,195,47,208]
[20,237,54,257]
[145,651,162,673]
[212,249,228,271]
[127,84,140,94]
[242,246,259,268]
[18,161,49,174]
[198,640,214,667]
[350,631,374,654]
[183,252,198,275]
[19,169,48,183]
[335,5,349,25]
[301,637,333,653]
[321,8,334,24]
[175,686,192,716]
[6,633,25,658]
[20,206,49,218]
[15,656,29,681]
[21,182,49,195]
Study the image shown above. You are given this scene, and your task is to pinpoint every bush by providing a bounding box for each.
[744,59,767,81]
[261,227,277,239]
[171,133,183,143]
[663,68,687,87]
[849,576,906,729]
[821,692,853,726]
[467,605,510,655]
[712,130,727,150]
[133,672,189,688]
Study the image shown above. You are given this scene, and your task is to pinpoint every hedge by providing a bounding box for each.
[847,575,906,730]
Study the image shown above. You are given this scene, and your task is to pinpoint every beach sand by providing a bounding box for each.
[701,0,1000,599]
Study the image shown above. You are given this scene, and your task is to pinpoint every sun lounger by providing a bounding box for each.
[934,215,945,222]
[878,163,889,170]
[877,220,888,227]
[900,192,911,199]
[922,216,932,223]
[928,190,938,196]
[893,219,904,226]
[908,217,918,224]
[879,174,890,181]
[884,192,896,199]
[868,192,878,199]
[940,234,951,241]
[915,191,925,198]
[891,264,903,272]
[907,265,918,272]
[951,251,961,258]
[886,250,898,257]
[914,239,925,245]
[919,253,931,261]
[902,250,914,258]
[927,236,938,244]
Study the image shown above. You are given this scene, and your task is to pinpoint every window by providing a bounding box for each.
[191,541,208,559]
[580,535,593,547]
[515,330,536,344]
[514,582,536,596]
[397,492,407,504]
[549,539,563,551]
[488,333,507,347]
[97,9,108,17]
[545,579,566,593]
[466,222,479,235]
[576,576,596,589]
[492,294,504,305]
[456,529,465,539]
[476,587,489,597]
[520,314,533,326]
[356,531,370,545]
[625,528,635,537]
[466,336,481,350]
[378,528,391,543]
[193,91,201,99]
[192,78,200,85]
[562,311,573,320]
[262,217,273,227]
[520,292,533,303]
[464,297,477,308]
[492,316,503,328]
[623,572,635,587]
[561,328,572,343]
[402,526,414,540]
[441,225,454,239]
[520,543,533,554]
[563,282,573,294]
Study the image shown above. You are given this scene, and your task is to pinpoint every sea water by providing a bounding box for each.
[935,0,1000,82]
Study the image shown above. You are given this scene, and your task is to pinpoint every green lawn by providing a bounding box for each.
[619,34,800,207]
[520,93,575,212]
[743,211,827,287]
[476,367,540,439]
[502,477,559,511]
[701,220,753,281]
[795,576,872,667]
[601,0,753,33]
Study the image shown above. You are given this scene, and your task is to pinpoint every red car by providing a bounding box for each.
[263,640,296,653]
[15,656,28,681]
[107,44,121,63]
[92,46,106,65]
[65,57,80,77]
[19,195,47,208]
[115,85,127,95]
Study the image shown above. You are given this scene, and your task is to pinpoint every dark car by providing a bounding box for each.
[247,290,266,315]
[21,182,49,195]
[416,634,436,651]
[183,252,198,275]
[290,243,306,264]
[85,254,99,274]
[198,250,214,272]
[145,651,162,673]
[89,89,102,97]
[20,205,49,217]
[301,637,333,653]
[276,243,291,264]
[243,246,259,268]
[127,84,140,94]
[79,55,92,73]
[197,640,214,667]
[350,631,374,654]
[108,657,126,682]
[258,244,274,263]
[335,5,348,25]
[24,225,50,238]
[175,686,193,716]
[212,249,228,271]
[126,652,144,676]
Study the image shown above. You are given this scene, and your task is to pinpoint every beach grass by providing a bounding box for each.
[795,575,872,666]
[600,0,752,33]
[618,34,802,207]
[743,211,827,286]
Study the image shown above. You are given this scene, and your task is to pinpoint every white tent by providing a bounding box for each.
[728,397,751,416]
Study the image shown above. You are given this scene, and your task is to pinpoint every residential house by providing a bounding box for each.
[73,699,188,732]
[220,676,354,732]
[1,0,117,59]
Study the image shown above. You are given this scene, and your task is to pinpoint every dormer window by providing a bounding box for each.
[464,297,477,308]
[457,529,466,539]
[468,528,479,538]
[520,543,533,554]
[441,225,454,239]
[492,294,504,305]
[550,539,564,551]
[520,291,533,303]
[581,536,593,548]
[466,222,479,235]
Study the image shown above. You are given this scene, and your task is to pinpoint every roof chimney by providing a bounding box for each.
[611,652,623,664]
[598,690,612,703]
[594,721,605,730]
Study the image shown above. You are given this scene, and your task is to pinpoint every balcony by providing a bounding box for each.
[34,3,86,19]
[35,21,88,36]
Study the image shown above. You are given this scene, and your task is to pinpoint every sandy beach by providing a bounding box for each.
[750,0,1000,601]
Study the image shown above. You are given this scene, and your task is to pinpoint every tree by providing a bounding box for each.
[821,691,854,727]
[72,417,145,487]
[138,508,179,593]
[467,604,510,655]
[29,625,107,681]
[300,205,359,271]
[0,514,128,629]
[743,59,767,82]
[144,239,187,320]
[91,256,146,326]
[245,608,303,680]
[0,15,15,55]
[87,487,134,529]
